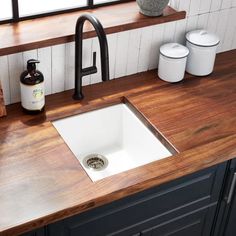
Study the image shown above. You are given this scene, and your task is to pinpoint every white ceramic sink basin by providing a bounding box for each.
[52,103,173,181]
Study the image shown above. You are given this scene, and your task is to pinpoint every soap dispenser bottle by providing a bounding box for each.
[20,59,45,114]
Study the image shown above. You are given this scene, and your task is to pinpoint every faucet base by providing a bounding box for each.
[73,93,84,100]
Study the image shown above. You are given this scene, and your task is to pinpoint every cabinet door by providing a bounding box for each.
[48,163,226,236]
[214,159,236,236]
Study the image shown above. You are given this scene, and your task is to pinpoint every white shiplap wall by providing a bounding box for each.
[1,0,236,105]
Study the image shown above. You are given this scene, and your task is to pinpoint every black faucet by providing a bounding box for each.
[73,14,110,100]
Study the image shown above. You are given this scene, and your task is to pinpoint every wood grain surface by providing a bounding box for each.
[0,50,236,235]
[0,2,186,56]
[0,81,6,117]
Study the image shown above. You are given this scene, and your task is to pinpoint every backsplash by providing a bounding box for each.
[0,0,236,105]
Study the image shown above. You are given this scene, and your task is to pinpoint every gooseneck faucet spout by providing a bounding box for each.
[73,14,110,100]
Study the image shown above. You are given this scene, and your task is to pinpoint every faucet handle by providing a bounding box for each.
[81,51,97,76]
[93,51,96,67]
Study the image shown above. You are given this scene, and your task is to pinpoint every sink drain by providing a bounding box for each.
[82,154,108,171]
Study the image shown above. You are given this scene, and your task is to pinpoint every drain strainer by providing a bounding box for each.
[82,154,108,171]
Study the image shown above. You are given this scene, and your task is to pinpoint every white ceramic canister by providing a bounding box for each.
[186,30,220,76]
[158,43,189,83]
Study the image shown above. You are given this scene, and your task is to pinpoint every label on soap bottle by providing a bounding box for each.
[20,82,45,111]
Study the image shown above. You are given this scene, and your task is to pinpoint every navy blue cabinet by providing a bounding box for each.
[139,206,215,236]
[46,163,226,236]
[21,228,45,236]
[213,159,236,236]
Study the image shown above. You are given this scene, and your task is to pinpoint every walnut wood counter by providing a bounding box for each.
[0,50,236,236]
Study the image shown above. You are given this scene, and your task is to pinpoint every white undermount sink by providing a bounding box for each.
[52,103,173,181]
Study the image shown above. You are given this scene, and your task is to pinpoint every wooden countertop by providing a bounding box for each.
[0,50,236,236]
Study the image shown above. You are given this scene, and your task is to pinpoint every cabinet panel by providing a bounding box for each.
[224,192,236,236]
[48,163,226,236]
[214,159,236,236]
[21,227,45,236]
[111,204,217,236]
[141,207,210,236]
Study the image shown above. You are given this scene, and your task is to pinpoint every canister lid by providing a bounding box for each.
[160,43,189,59]
[186,30,220,47]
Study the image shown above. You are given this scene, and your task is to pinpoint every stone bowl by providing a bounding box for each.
[136,0,169,17]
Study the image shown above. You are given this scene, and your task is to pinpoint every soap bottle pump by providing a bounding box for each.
[20,59,45,114]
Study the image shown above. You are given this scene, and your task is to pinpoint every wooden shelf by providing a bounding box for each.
[0,2,186,56]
